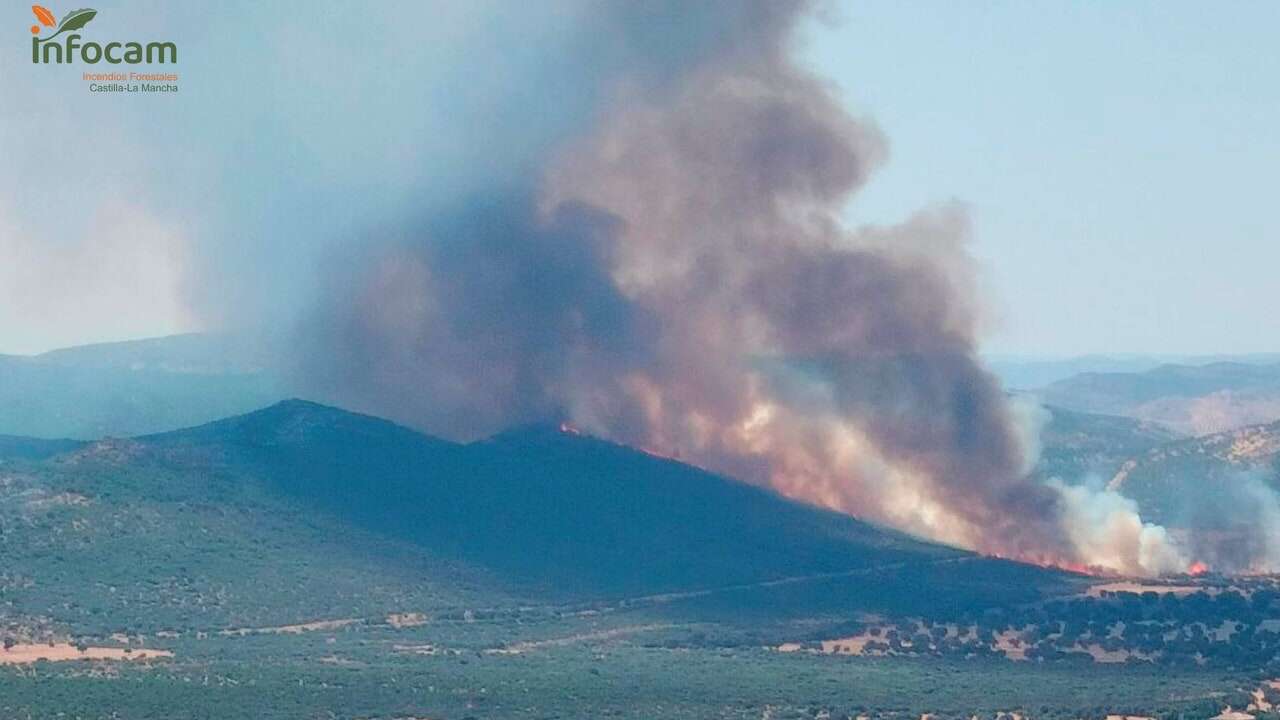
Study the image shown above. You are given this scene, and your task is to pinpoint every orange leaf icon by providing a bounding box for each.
[32,5,56,27]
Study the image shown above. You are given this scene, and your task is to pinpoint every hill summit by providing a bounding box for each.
[140,399,968,597]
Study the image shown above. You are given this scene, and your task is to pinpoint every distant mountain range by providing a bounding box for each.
[8,333,1278,440]
[1035,361,1280,435]
[987,353,1280,391]
[0,334,286,439]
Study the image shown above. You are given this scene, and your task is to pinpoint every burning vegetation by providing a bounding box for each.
[295,0,1213,578]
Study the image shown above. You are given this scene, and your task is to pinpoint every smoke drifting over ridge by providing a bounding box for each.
[296,1,1185,575]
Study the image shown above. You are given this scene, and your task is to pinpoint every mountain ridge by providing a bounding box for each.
[0,397,1077,636]
[133,398,971,598]
[1036,361,1280,435]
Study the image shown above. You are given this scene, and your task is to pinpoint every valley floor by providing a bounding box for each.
[1,578,1275,720]
[0,626,1250,720]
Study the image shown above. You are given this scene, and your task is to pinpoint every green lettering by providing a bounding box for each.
[41,39,62,64]
[145,42,176,64]
[30,35,178,66]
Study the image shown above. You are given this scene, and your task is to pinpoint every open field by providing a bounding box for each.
[0,608,1264,720]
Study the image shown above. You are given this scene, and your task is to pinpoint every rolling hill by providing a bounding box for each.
[0,434,85,461]
[1107,420,1280,527]
[150,400,960,597]
[31,332,276,374]
[0,400,1075,638]
[1,400,1267,720]
[987,354,1280,391]
[1026,403,1280,571]
[0,334,286,439]
[1036,361,1280,435]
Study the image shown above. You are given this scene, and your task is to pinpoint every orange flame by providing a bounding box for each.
[987,551,1119,577]
[1039,560,1121,577]
[1054,561,1100,576]
[1187,561,1209,576]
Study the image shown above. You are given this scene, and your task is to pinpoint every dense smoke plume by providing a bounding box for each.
[1154,470,1280,574]
[297,0,1184,575]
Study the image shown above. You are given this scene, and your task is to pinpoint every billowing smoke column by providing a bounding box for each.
[299,0,1185,575]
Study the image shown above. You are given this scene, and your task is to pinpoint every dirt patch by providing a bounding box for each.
[822,634,877,655]
[993,630,1028,661]
[386,612,428,629]
[25,491,90,510]
[1071,642,1154,664]
[0,644,172,665]
[393,643,452,656]
[489,624,674,655]
[220,618,358,637]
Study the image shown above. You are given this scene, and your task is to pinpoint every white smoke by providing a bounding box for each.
[1210,472,1280,574]
[1015,397,1189,576]
[1049,478,1188,576]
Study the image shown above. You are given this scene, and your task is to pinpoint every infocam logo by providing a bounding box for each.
[30,5,176,64]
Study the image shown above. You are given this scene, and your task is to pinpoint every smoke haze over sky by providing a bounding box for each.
[3,1,1277,575]
[3,1,1279,357]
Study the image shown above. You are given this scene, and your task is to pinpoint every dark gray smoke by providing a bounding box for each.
[295,0,1178,572]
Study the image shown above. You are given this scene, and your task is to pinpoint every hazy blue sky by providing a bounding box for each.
[801,1,1280,355]
[2,1,1277,357]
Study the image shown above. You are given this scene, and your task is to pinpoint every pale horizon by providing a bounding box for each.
[4,1,1278,357]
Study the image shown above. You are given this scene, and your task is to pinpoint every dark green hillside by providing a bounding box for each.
[1,401,1269,719]
[141,400,1001,601]
[0,434,85,461]
[0,399,1076,641]
[0,439,503,635]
